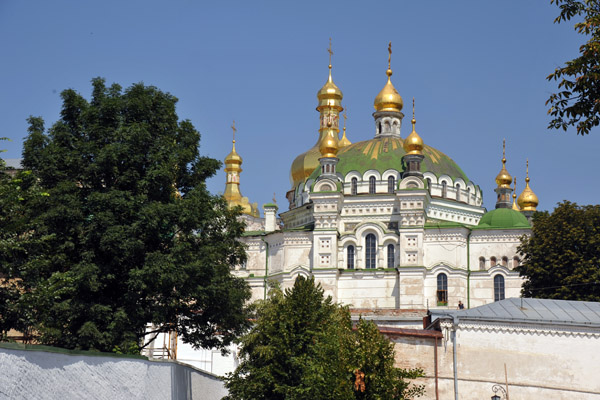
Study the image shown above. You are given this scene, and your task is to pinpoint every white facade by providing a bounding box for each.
[393,298,600,399]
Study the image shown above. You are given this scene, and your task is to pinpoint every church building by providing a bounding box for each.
[226,44,539,315]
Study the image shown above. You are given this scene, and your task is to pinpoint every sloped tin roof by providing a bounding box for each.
[431,297,600,328]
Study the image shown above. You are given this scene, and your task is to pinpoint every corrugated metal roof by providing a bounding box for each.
[3,158,22,169]
[430,298,600,328]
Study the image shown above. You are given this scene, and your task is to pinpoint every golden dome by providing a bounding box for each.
[403,99,423,155]
[374,69,403,112]
[316,65,343,112]
[517,161,539,211]
[339,126,351,148]
[225,141,242,167]
[319,126,339,158]
[339,111,351,148]
[374,42,403,112]
[495,140,512,188]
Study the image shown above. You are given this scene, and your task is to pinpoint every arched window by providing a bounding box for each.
[426,178,432,190]
[490,256,497,267]
[455,183,460,201]
[442,181,447,198]
[347,245,355,269]
[494,275,505,302]
[513,256,520,268]
[369,176,376,194]
[387,176,395,193]
[351,178,358,195]
[387,244,395,268]
[479,257,485,270]
[437,273,448,306]
[365,234,377,269]
[501,256,508,267]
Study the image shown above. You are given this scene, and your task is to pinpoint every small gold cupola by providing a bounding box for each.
[339,109,352,148]
[224,121,259,218]
[374,42,403,113]
[494,139,513,209]
[403,98,424,155]
[517,160,539,212]
[317,38,343,115]
[495,139,513,188]
[512,176,521,211]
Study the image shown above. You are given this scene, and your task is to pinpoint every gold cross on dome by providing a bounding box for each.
[328,38,333,65]
[388,41,392,69]
[231,120,237,142]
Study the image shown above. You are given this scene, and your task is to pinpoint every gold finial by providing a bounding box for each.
[328,38,333,68]
[502,138,506,163]
[231,120,237,143]
[343,108,347,129]
[526,159,530,183]
[387,41,392,70]
[512,176,520,211]
[412,97,416,123]
[273,192,277,204]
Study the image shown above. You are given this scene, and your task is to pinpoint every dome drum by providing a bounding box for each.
[373,111,403,137]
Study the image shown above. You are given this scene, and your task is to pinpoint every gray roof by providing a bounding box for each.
[430,297,600,328]
[3,158,22,169]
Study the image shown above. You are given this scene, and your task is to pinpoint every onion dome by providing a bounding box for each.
[517,160,539,211]
[339,111,352,148]
[374,42,403,112]
[316,64,343,112]
[403,99,424,155]
[495,140,512,188]
[225,140,242,167]
[224,122,259,218]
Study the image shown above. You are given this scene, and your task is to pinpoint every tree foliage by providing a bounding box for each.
[516,201,600,301]
[546,0,600,135]
[0,78,251,352]
[224,276,424,400]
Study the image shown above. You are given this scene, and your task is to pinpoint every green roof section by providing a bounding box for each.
[334,137,469,182]
[475,208,531,229]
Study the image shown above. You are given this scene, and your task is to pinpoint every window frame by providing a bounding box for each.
[494,275,505,302]
[365,234,377,269]
[347,245,355,269]
[436,273,448,306]
[387,244,395,268]
[369,176,376,194]
[351,177,358,195]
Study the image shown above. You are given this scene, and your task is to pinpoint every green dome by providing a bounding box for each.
[477,208,531,229]
[331,137,469,182]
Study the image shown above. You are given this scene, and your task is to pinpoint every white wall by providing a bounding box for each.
[0,345,227,400]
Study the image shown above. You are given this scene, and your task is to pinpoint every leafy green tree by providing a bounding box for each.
[516,201,600,301]
[546,0,600,135]
[224,276,424,400]
[0,79,251,352]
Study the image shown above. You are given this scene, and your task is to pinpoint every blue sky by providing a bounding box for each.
[1,1,598,213]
